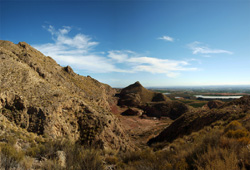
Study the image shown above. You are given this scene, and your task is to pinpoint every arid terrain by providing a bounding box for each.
[0,41,250,170]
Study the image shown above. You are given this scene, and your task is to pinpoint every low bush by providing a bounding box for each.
[225,129,249,139]
[224,120,243,132]
[65,144,104,170]
[194,146,240,170]
[0,143,24,169]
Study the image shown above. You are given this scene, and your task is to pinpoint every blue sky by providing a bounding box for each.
[1,0,250,87]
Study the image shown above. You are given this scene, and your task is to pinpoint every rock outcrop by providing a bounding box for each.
[143,101,189,119]
[118,81,169,107]
[0,40,133,151]
[118,81,188,119]
[121,108,143,116]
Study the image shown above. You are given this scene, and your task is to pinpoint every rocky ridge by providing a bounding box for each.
[0,40,133,151]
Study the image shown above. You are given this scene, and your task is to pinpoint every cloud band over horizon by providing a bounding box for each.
[33,25,196,78]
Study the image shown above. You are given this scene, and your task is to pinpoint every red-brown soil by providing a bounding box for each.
[111,104,172,147]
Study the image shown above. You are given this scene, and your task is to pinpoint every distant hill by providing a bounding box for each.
[118,81,170,107]
[118,81,189,119]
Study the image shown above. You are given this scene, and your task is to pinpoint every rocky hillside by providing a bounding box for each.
[118,81,188,119]
[0,40,133,151]
[148,96,250,145]
[118,81,170,107]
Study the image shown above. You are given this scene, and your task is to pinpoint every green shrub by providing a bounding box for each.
[26,144,45,157]
[40,159,63,170]
[118,148,172,170]
[65,144,104,170]
[0,143,24,169]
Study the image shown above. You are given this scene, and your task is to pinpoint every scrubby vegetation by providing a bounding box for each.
[0,113,104,170]
[113,118,250,170]
[1,114,246,170]
[0,136,104,170]
[1,98,250,170]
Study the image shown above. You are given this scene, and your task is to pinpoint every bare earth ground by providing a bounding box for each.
[111,104,172,147]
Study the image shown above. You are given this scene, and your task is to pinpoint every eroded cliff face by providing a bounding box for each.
[0,40,133,151]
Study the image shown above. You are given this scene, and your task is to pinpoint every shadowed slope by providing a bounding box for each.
[148,96,250,145]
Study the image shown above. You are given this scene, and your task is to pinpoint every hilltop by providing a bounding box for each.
[118,81,170,106]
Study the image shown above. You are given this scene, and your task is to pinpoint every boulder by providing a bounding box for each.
[121,108,143,116]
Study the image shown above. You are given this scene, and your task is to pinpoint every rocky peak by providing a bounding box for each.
[64,65,75,75]
[119,81,169,107]
[134,81,142,86]
[18,42,30,49]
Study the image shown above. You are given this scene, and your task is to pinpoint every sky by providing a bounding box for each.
[1,0,250,87]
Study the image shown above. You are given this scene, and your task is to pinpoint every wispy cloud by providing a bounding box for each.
[34,25,121,73]
[188,41,233,55]
[107,50,197,77]
[33,25,196,77]
[158,35,174,42]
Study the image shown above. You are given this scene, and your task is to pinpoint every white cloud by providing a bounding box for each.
[34,25,119,73]
[166,72,180,78]
[107,51,197,77]
[107,50,129,63]
[188,41,233,55]
[33,25,196,77]
[59,26,71,35]
[158,35,174,42]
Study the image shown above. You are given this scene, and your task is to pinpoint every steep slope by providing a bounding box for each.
[148,96,250,145]
[0,40,133,151]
